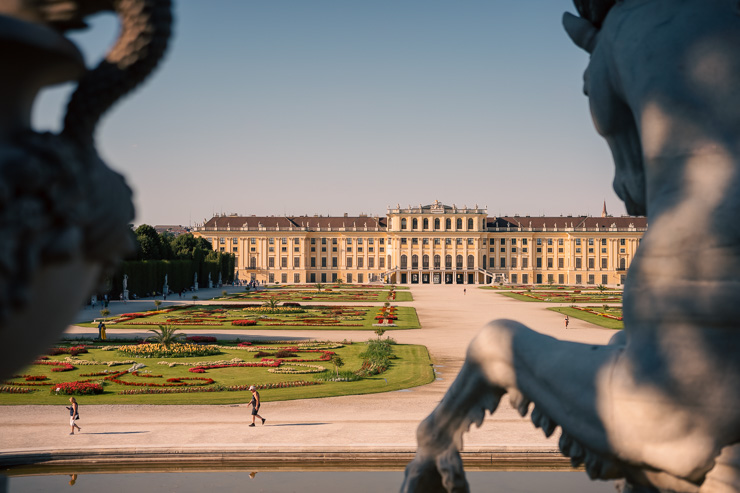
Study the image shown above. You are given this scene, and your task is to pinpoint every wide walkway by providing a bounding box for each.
[0,285,615,468]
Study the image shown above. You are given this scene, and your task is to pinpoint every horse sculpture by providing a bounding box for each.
[402,1,740,491]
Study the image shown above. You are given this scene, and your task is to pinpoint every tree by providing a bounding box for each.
[100,308,110,322]
[135,225,164,260]
[315,283,324,292]
[331,354,344,378]
[264,296,279,309]
[147,324,182,349]
[375,327,386,340]
[154,300,162,310]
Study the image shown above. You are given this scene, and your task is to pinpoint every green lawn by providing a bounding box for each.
[495,291,622,303]
[548,306,624,330]
[0,341,434,405]
[78,305,421,331]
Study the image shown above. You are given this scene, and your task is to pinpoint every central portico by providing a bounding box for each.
[386,201,491,285]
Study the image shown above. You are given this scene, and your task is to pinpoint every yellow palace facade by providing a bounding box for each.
[194,201,647,287]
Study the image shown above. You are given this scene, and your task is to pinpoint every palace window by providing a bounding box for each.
[434,238,440,245]
[559,258,564,269]
[446,255,452,269]
[456,255,463,269]
[500,258,506,268]
[601,258,607,269]
[575,258,582,269]
[294,258,300,268]
[379,257,385,268]
[250,257,256,269]
[412,238,418,244]
[588,258,595,269]
[468,238,474,245]
[281,257,288,268]
[536,258,542,268]
[467,218,474,230]
[446,238,452,245]
[456,238,463,245]
[250,238,256,244]
[547,258,553,268]
[456,218,463,229]
[423,238,429,245]
[467,255,475,268]
[576,274,582,284]
[522,257,529,268]
[401,218,407,230]
[268,257,275,268]
[434,218,440,230]
[434,255,441,269]
[511,257,517,268]
[588,274,595,284]
[445,218,452,229]
[368,257,374,268]
[269,238,275,245]
[522,239,528,245]
[321,257,327,268]
[422,255,429,269]
[423,218,429,230]
[411,255,419,269]
[412,218,418,230]
[358,257,364,268]
[346,257,352,268]
[310,257,316,267]
[400,255,408,269]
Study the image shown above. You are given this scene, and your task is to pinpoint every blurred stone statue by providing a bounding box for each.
[402,1,740,492]
[0,0,172,379]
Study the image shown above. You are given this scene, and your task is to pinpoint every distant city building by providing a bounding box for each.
[154,225,190,236]
[193,201,647,286]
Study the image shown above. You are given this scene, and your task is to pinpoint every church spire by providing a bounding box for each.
[601,200,608,217]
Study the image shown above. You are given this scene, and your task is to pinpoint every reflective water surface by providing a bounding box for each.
[7,470,618,492]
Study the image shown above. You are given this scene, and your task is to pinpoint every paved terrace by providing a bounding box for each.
[0,285,615,469]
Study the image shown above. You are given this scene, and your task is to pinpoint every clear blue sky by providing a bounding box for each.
[33,0,625,227]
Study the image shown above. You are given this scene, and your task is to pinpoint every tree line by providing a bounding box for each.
[99,225,236,299]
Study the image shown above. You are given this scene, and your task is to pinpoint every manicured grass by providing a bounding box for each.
[495,291,622,303]
[78,305,421,331]
[0,341,434,405]
[548,306,624,330]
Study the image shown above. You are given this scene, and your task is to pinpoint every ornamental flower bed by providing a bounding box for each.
[117,343,221,358]
[48,345,88,356]
[186,336,218,343]
[52,381,104,395]
[33,360,75,372]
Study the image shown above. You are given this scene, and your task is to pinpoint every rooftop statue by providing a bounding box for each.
[0,0,172,379]
[402,1,740,492]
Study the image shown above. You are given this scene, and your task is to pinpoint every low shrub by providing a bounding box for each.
[275,349,298,359]
[232,319,257,326]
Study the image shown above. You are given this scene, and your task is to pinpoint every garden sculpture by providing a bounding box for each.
[402,1,740,492]
[0,0,172,379]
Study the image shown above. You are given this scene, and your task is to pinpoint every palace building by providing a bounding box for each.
[193,201,647,286]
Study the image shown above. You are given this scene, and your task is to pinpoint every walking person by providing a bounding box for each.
[564,315,569,329]
[247,385,266,427]
[66,397,81,435]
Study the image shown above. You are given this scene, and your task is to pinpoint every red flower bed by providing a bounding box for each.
[103,370,214,387]
[186,336,218,343]
[237,342,252,347]
[24,375,48,381]
[52,381,104,395]
[33,360,75,372]
[232,319,257,326]
[48,346,88,356]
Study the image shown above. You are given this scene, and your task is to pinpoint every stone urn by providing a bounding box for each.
[0,1,172,379]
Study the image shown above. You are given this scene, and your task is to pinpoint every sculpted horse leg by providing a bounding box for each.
[402,320,626,492]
